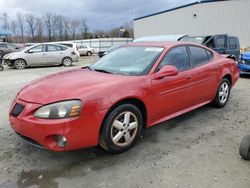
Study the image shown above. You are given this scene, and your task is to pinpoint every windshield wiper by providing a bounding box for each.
[93,68,114,74]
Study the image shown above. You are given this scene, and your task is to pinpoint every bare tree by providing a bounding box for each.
[55,15,64,40]
[16,12,25,43]
[80,17,88,39]
[36,18,43,42]
[10,21,17,42]
[43,13,53,42]
[25,14,36,42]
[63,18,70,40]
[70,19,79,40]
[2,12,9,30]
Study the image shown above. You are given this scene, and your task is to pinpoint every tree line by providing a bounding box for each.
[1,12,134,43]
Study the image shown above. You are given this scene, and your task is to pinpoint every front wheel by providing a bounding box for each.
[214,78,231,108]
[0,65,4,71]
[99,104,143,154]
[14,59,26,69]
[62,57,72,67]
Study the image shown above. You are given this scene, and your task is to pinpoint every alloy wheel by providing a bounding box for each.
[219,82,229,104]
[111,111,138,147]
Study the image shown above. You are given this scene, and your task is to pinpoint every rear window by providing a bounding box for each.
[215,36,226,48]
[189,46,210,67]
[229,38,237,49]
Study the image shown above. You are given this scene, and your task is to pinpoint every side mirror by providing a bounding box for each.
[154,65,178,80]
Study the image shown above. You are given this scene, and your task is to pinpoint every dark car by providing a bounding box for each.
[181,34,240,60]
[0,42,19,59]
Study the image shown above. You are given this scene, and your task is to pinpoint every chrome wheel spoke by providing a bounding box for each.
[124,112,131,125]
[219,91,224,97]
[124,132,131,143]
[113,131,123,143]
[113,120,123,130]
[129,122,137,130]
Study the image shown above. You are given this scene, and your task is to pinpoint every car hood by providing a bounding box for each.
[3,52,18,59]
[17,68,134,104]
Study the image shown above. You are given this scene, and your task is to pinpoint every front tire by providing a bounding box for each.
[99,104,143,154]
[0,65,3,71]
[239,135,250,160]
[0,51,3,59]
[62,57,72,67]
[214,78,231,108]
[14,59,26,69]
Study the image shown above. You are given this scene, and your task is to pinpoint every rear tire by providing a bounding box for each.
[99,104,143,154]
[62,57,72,67]
[86,51,92,56]
[239,135,250,160]
[214,78,231,108]
[14,59,26,69]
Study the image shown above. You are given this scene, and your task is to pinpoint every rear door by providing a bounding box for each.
[46,44,65,65]
[188,45,219,104]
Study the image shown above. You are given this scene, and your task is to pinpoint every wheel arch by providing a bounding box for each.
[222,74,232,85]
[14,58,28,66]
[99,97,148,136]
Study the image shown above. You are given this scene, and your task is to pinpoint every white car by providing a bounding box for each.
[78,45,95,56]
[3,43,79,69]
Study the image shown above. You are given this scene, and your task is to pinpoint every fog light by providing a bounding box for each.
[55,135,67,148]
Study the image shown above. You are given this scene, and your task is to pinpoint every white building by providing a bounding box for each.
[134,0,250,47]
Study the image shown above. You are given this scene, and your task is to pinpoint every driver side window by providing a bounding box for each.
[29,45,44,53]
[158,46,190,72]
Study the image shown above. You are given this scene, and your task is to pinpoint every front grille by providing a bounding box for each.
[11,103,24,117]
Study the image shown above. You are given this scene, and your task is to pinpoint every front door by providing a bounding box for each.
[25,45,47,66]
[151,46,195,121]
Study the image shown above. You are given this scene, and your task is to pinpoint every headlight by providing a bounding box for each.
[34,100,82,119]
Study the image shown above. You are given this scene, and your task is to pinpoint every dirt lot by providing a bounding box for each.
[0,56,249,188]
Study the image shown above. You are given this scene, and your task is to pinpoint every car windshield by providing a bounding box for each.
[90,46,164,76]
[181,36,205,44]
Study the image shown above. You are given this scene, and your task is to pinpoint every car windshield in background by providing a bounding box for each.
[90,46,164,76]
[181,37,205,44]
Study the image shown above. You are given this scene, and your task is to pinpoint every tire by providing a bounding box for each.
[0,51,3,59]
[239,135,250,160]
[214,78,231,108]
[62,57,72,67]
[14,59,26,69]
[99,104,143,154]
[0,65,3,71]
[86,51,92,56]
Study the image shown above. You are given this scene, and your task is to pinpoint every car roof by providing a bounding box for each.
[127,41,207,49]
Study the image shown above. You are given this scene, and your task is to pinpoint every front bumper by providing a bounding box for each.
[3,59,15,67]
[9,98,107,151]
[238,63,250,74]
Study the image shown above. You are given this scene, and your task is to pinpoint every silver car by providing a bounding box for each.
[78,45,95,56]
[3,43,79,69]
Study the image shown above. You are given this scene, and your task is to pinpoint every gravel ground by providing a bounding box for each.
[0,56,249,188]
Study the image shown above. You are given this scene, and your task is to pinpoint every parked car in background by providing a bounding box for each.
[238,51,250,75]
[9,42,239,153]
[3,43,79,69]
[54,42,80,57]
[0,42,19,59]
[78,45,95,56]
[181,34,240,60]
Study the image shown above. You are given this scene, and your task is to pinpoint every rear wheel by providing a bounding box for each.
[214,78,231,108]
[86,51,92,56]
[239,135,250,160]
[99,104,143,154]
[62,57,72,67]
[14,59,26,69]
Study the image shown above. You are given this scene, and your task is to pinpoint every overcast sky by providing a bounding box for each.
[0,0,196,31]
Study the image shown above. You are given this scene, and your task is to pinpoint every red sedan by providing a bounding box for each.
[9,42,239,153]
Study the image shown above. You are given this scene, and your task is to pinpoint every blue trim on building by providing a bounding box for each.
[0,28,12,36]
[134,0,228,21]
